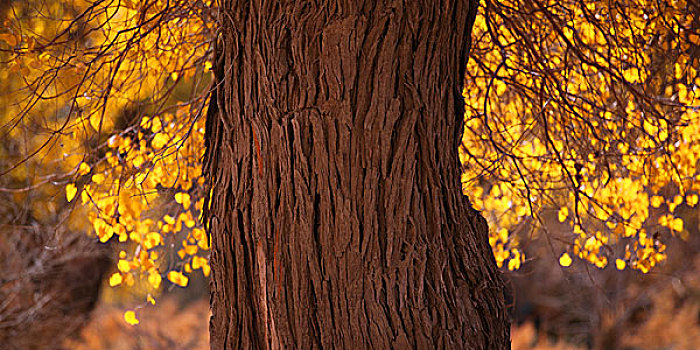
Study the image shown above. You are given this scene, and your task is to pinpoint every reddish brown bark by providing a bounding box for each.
[203,1,510,348]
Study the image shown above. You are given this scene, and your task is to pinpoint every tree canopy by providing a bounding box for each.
[461,0,699,273]
[1,0,698,324]
[1,0,214,321]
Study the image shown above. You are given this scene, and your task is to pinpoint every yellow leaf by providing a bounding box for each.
[132,155,145,168]
[124,310,139,325]
[92,173,105,184]
[175,192,191,209]
[93,218,113,242]
[559,252,572,267]
[148,271,162,289]
[192,256,204,269]
[109,273,123,287]
[151,117,162,133]
[690,33,700,45]
[117,259,131,273]
[650,195,663,208]
[671,217,684,232]
[147,294,156,305]
[198,236,209,250]
[184,244,198,256]
[192,228,205,241]
[167,271,188,287]
[558,207,569,222]
[78,162,91,176]
[114,224,127,242]
[144,232,163,250]
[615,259,626,270]
[497,228,508,243]
[140,116,151,128]
[66,183,78,202]
[687,194,699,207]
[151,133,168,149]
[508,256,521,271]
[669,195,683,212]
[81,187,90,204]
[163,215,175,225]
[672,195,683,205]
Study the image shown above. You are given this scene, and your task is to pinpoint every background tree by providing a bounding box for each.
[0,0,215,332]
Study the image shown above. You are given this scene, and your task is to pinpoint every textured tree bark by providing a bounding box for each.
[203,1,510,348]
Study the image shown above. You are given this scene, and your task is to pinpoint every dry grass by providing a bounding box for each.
[618,256,700,350]
[512,322,582,350]
[67,298,584,350]
[64,298,209,350]
[62,255,700,350]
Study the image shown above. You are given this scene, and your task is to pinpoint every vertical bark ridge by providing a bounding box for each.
[204,0,510,349]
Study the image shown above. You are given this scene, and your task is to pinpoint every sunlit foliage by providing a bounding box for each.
[2,0,699,322]
[0,0,213,308]
[461,0,699,272]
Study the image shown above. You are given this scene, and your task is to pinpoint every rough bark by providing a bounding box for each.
[203,1,510,348]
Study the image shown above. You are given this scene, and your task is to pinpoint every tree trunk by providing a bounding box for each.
[203,1,509,348]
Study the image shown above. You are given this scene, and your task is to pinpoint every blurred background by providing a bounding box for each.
[1,0,699,349]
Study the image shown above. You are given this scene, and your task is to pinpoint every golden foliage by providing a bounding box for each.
[1,0,213,310]
[461,0,700,272]
[2,0,699,330]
